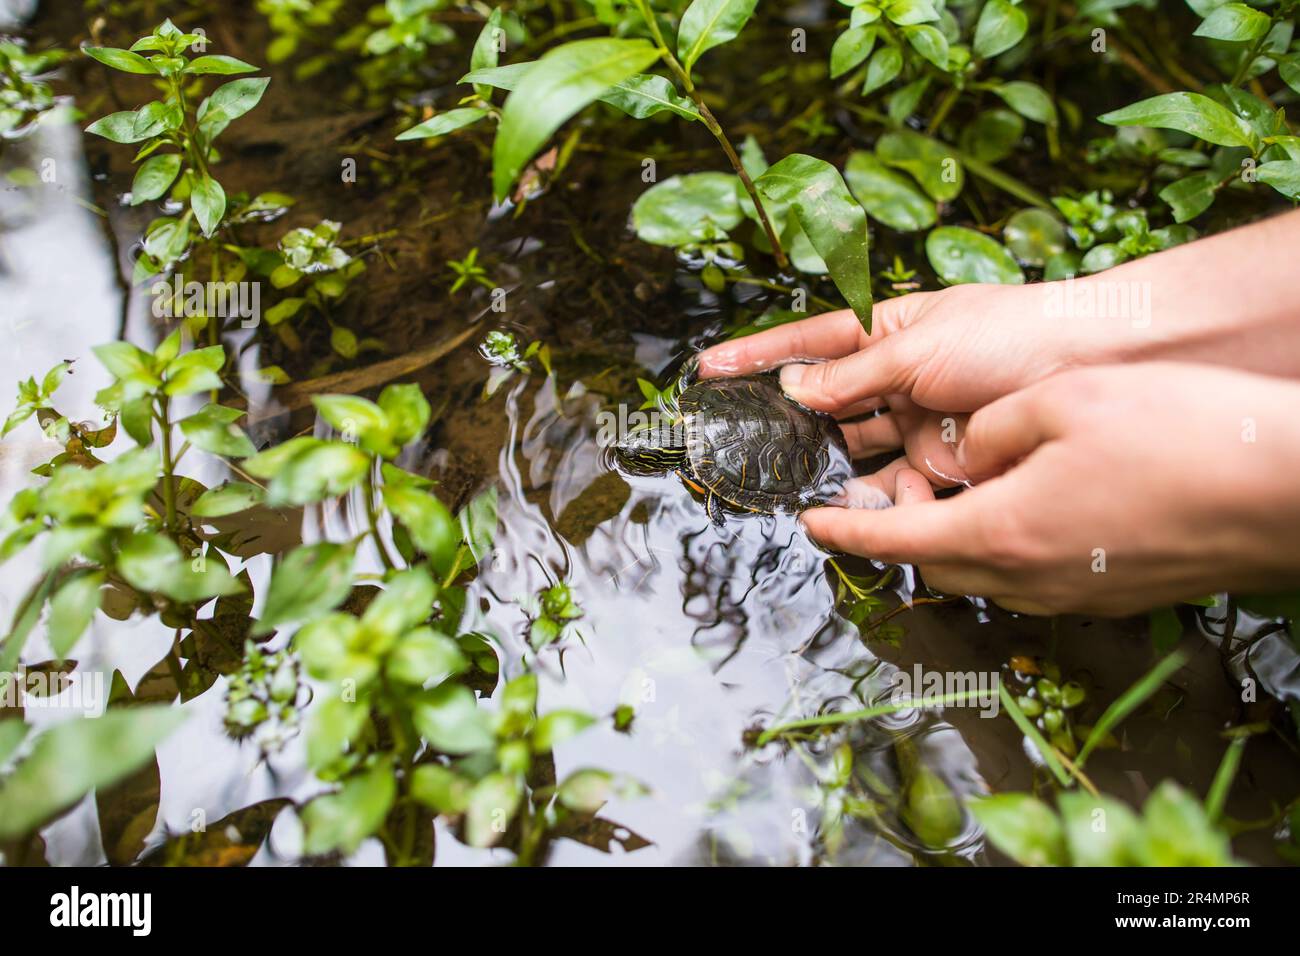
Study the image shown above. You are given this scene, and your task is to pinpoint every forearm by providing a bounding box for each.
[1070,208,1300,377]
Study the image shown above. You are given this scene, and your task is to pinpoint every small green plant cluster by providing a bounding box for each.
[0,38,65,139]
[1004,657,1089,757]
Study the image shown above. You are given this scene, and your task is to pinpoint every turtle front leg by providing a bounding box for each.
[704,491,726,527]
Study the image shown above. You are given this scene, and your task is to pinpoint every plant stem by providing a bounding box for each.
[364,468,398,572]
[159,398,178,533]
[632,0,789,270]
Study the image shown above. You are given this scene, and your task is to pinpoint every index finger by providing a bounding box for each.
[800,489,989,566]
[698,309,868,378]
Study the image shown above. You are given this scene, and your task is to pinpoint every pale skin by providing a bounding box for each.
[697,209,1300,615]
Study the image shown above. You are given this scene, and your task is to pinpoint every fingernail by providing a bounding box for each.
[954,440,968,471]
[779,363,808,399]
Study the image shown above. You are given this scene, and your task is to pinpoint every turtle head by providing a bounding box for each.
[612,424,687,475]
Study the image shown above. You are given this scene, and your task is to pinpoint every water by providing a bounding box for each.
[2,1,1298,866]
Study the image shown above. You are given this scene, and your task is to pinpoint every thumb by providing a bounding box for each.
[779,331,920,412]
[955,386,1062,481]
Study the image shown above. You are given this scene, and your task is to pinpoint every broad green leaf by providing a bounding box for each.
[844,150,936,232]
[0,706,185,840]
[875,128,964,201]
[470,7,505,99]
[313,394,397,458]
[1133,781,1236,866]
[192,481,266,518]
[130,153,182,205]
[830,26,878,78]
[992,80,1057,124]
[600,74,701,121]
[387,627,467,686]
[1193,2,1270,42]
[532,710,595,752]
[973,0,1028,59]
[178,403,255,458]
[886,0,940,26]
[47,570,104,658]
[862,45,903,95]
[460,486,498,565]
[184,54,257,75]
[676,0,760,73]
[961,108,1024,162]
[82,45,157,74]
[459,61,534,92]
[361,566,436,639]
[1099,92,1255,149]
[631,172,744,246]
[1257,160,1300,200]
[464,771,521,847]
[1280,53,1300,96]
[378,384,431,444]
[301,759,396,856]
[85,110,153,144]
[492,38,660,201]
[198,77,270,140]
[557,768,618,812]
[410,764,471,814]
[396,107,491,141]
[1058,792,1141,866]
[1159,171,1219,222]
[1002,208,1066,266]
[926,225,1025,284]
[190,174,227,238]
[382,486,459,575]
[900,763,963,848]
[904,24,949,69]
[755,155,873,329]
[968,794,1066,866]
[117,533,242,603]
[255,542,357,635]
[413,684,494,754]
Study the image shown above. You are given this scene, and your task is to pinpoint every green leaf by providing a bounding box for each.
[676,0,760,74]
[755,154,873,329]
[464,771,521,847]
[470,7,504,99]
[631,172,744,246]
[413,683,494,754]
[396,107,491,141]
[926,225,1024,285]
[1002,208,1067,266]
[459,61,534,92]
[301,759,396,856]
[1193,2,1270,42]
[532,710,595,752]
[410,764,471,814]
[387,627,467,686]
[1257,160,1300,200]
[192,481,266,518]
[255,542,357,636]
[973,0,1029,59]
[178,403,255,458]
[1098,92,1255,149]
[190,174,227,238]
[1279,53,1300,96]
[117,533,242,603]
[47,570,104,658]
[0,706,185,840]
[960,109,1024,162]
[1077,650,1187,767]
[875,128,964,201]
[992,80,1057,124]
[600,74,701,121]
[862,45,903,95]
[382,487,459,575]
[830,26,878,78]
[904,24,949,70]
[82,45,157,74]
[1058,791,1141,866]
[886,0,940,26]
[361,566,436,639]
[557,768,614,812]
[460,486,498,565]
[184,54,257,75]
[85,110,154,144]
[198,77,270,139]
[492,38,660,201]
[312,394,397,458]
[1158,171,1219,222]
[377,383,431,445]
[130,153,182,205]
[968,794,1067,866]
[1133,781,1236,866]
[844,150,936,232]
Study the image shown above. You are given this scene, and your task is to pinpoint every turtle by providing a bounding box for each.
[612,361,853,522]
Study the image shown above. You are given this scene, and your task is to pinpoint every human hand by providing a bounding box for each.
[799,363,1300,615]
[697,284,1101,489]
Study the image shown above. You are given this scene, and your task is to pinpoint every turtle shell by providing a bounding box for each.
[678,374,852,514]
